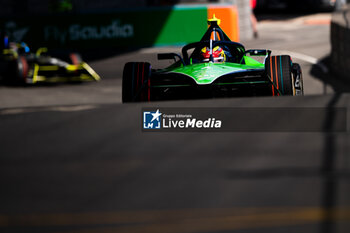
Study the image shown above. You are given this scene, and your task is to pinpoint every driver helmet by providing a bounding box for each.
[201,46,226,62]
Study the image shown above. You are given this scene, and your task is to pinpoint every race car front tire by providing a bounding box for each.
[122,62,152,102]
[266,55,295,96]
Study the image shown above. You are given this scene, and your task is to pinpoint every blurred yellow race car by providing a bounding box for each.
[0,35,100,84]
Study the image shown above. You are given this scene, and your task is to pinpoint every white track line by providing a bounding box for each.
[277,50,329,73]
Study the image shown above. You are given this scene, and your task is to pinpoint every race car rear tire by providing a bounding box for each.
[122,62,152,102]
[16,56,29,84]
[266,55,295,96]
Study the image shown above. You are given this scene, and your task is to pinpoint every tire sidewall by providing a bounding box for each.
[122,62,152,102]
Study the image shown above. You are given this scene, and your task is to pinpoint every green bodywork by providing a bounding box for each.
[153,18,271,89]
[160,56,265,85]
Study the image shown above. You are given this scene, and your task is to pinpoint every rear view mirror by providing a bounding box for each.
[245,49,271,56]
[157,53,185,66]
[158,53,180,60]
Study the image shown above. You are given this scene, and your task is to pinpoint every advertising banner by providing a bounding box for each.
[0,5,238,50]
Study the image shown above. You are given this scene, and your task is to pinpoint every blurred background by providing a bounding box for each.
[1,1,350,233]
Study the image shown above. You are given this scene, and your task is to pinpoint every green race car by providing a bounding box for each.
[122,16,303,102]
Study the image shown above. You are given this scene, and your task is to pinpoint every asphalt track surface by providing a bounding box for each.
[0,13,350,233]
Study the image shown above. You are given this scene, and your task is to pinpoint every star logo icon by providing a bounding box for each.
[143,109,162,129]
[151,109,162,122]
